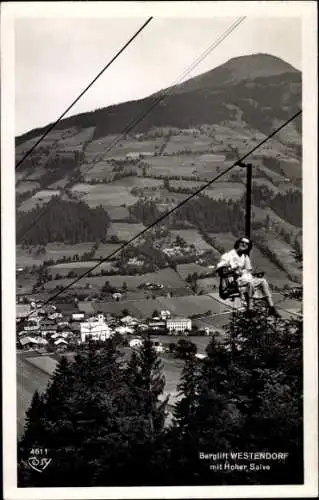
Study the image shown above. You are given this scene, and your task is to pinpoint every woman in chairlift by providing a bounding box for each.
[216,237,279,317]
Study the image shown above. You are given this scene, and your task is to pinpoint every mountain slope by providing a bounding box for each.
[155,53,299,95]
[15,53,302,287]
[16,53,301,145]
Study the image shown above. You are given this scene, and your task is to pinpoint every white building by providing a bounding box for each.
[160,310,171,320]
[166,317,192,333]
[115,325,135,335]
[120,315,139,326]
[22,317,41,332]
[72,313,85,321]
[80,314,112,342]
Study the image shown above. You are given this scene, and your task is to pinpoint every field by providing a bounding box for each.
[87,293,228,320]
[16,243,98,268]
[169,180,206,191]
[164,133,213,154]
[84,136,162,160]
[156,294,229,316]
[110,222,146,241]
[57,127,95,148]
[204,182,244,200]
[170,229,213,251]
[141,155,234,180]
[48,260,115,277]
[207,232,237,254]
[111,176,163,189]
[43,267,189,293]
[46,242,95,260]
[16,181,40,194]
[16,246,46,267]
[23,167,47,182]
[71,183,138,208]
[18,189,61,212]
[15,132,60,155]
[266,238,301,281]
[252,178,279,193]
[196,277,219,293]
[82,161,114,180]
[105,206,130,221]
[48,177,69,189]
[93,243,125,259]
[176,263,210,279]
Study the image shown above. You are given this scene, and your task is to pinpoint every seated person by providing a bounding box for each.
[216,237,279,316]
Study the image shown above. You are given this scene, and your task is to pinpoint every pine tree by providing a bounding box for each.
[19,390,46,453]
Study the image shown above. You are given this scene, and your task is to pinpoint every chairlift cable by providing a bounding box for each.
[16,17,246,243]
[15,17,154,170]
[19,110,302,324]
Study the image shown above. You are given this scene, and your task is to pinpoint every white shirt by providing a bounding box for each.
[217,249,253,285]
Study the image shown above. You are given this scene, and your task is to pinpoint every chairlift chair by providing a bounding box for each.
[217,267,265,303]
[217,267,241,301]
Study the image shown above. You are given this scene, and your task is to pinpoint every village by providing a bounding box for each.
[16,296,213,357]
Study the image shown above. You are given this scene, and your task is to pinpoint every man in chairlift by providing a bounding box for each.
[216,237,279,317]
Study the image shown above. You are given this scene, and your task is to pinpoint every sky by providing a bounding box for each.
[14,11,302,136]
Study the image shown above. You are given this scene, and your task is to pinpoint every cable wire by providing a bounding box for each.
[15,17,153,170]
[19,109,302,323]
[16,17,246,243]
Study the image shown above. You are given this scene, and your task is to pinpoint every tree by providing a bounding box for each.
[152,309,160,318]
[19,390,46,452]
[174,339,197,359]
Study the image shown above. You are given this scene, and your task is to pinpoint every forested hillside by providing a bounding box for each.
[17,199,111,245]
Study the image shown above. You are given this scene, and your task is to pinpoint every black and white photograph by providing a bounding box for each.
[1,1,318,498]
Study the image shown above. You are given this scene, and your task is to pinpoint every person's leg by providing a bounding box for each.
[239,282,254,309]
[252,278,279,316]
[258,278,274,307]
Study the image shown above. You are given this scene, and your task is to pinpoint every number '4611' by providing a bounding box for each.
[30,448,48,456]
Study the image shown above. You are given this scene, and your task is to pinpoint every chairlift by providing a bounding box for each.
[217,266,265,303]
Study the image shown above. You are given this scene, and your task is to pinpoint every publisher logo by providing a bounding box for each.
[27,448,52,473]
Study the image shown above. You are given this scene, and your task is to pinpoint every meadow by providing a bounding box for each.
[196,277,219,294]
[176,263,210,279]
[16,243,97,269]
[48,260,115,277]
[170,229,213,251]
[84,136,162,159]
[110,222,146,241]
[82,161,114,180]
[112,176,163,189]
[207,232,237,253]
[103,206,130,221]
[57,126,95,148]
[45,242,95,259]
[16,181,40,194]
[203,182,244,200]
[71,183,138,208]
[18,189,61,212]
[23,166,47,181]
[266,238,301,281]
[164,133,213,154]
[88,292,228,319]
[93,243,125,259]
[252,178,279,194]
[43,268,189,293]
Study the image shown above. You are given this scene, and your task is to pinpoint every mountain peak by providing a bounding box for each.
[220,53,298,78]
[169,53,299,95]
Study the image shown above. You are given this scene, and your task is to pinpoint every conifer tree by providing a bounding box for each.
[19,390,46,452]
